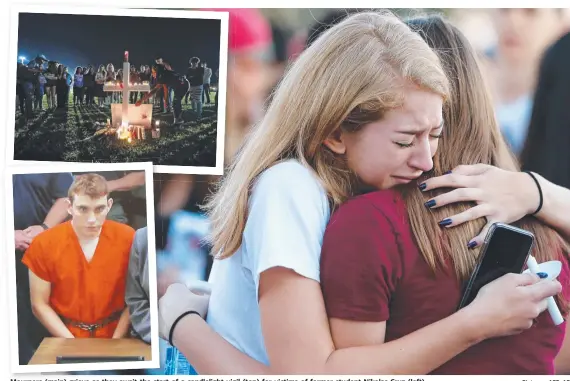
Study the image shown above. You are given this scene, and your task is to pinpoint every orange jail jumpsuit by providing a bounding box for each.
[22,220,135,338]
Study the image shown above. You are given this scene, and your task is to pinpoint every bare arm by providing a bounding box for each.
[258,268,481,374]
[534,173,570,241]
[42,198,69,228]
[172,314,269,374]
[421,165,570,245]
[112,308,131,338]
[136,85,162,105]
[24,198,70,239]
[29,271,74,338]
[107,172,146,193]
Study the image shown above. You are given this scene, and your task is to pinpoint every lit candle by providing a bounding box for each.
[124,51,129,62]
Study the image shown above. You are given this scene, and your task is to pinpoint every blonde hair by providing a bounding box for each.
[204,10,450,258]
[68,174,108,201]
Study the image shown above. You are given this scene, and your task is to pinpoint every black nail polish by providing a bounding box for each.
[467,241,477,249]
[439,218,452,227]
[537,272,548,279]
[419,183,426,191]
[444,170,452,175]
[425,199,436,208]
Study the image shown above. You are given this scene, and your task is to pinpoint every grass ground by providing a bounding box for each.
[13,91,218,167]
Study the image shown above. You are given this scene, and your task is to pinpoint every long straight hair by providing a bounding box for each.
[404,16,569,314]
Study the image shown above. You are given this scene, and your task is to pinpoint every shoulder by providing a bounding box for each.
[254,160,326,197]
[324,190,407,258]
[133,227,148,252]
[27,222,71,256]
[105,220,136,241]
[251,160,328,217]
[329,189,402,228]
[35,222,71,244]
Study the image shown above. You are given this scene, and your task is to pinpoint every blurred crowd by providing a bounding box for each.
[148,7,570,374]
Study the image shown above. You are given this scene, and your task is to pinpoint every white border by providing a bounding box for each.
[5,161,160,374]
[6,5,228,175]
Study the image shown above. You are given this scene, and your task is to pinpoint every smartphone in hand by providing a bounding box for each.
[458,222,535,309]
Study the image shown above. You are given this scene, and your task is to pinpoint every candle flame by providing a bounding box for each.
[117,120,131,140]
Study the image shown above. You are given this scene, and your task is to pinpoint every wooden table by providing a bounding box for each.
[28,338,152,365]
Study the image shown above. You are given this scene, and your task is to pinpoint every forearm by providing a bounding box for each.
[324,308,481,375]
[31,303,74,338]
[172,314,269,375]
[172,309,480,375]
[112,308,131,338]
[43,198,69,228]
[107,172,145,193]
[533,173,570,241]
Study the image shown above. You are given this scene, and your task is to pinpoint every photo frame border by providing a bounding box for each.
[5,161,160,373]
[6,5,229,175]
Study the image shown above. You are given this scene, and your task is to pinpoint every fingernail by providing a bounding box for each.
[424,199,436,208]
[439,218,452,227]
[419,183,426,191]
[467,241,477,249]
[444,170,452,175]
[537,272,548,279]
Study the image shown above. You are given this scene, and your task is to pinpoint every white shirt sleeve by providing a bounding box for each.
[242,161,330,295]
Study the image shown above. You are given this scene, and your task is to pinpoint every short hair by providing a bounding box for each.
[190,57,200,65]
[68,174,109,201]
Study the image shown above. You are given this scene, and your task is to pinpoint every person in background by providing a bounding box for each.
[23,174,134,340]
[202,62,212,104]
[55,64,67,109]
[13,172,72,364]
[105,63,116,104]
[520,31,570,191]
[489,9,569,156]
[130,65,140,104]
[139,65,150,104]
[83,65,95,106]
[136,63,189,125]
[94,64,107,107]
[126,227,151,344]
[44,61,59,110]
[186,57,204,120]
[21,55,47,120]
[34,69,46,111]
[73,66,84,106]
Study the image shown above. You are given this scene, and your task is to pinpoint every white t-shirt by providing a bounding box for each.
[206,159,330,365]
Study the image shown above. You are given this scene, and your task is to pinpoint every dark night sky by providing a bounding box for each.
[18,12,221,75]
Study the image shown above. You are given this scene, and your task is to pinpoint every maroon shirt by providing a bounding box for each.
[320,189,568,375]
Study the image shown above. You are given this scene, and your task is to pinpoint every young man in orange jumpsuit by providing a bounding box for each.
[23,173,136,338]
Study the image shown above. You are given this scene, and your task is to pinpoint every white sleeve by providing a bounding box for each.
[242,162,329,295]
